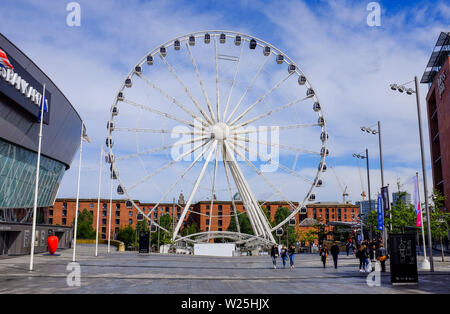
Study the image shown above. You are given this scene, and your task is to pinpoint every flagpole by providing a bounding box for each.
[95,146,103,257]
[416,172,430,270]
[107,169,113,254]
[72,122,84,262]
[29,84,46,271]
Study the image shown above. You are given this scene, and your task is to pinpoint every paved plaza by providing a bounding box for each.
[0,244,449,294]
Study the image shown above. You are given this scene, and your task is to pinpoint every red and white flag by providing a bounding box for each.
[0,49,14,70]
[413,176,422,227]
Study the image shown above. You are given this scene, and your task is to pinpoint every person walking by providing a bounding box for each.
[369,244,377,272]
[330,242,340,269]
[319,244,328,268]
[345,241,351,256]
[376,243,387,273]
[270,244,279,269]
[288,245,295,270]
[356,245,368,272]
[280,245,288,268]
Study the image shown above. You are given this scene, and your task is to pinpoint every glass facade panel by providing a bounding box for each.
[0,138,65,209]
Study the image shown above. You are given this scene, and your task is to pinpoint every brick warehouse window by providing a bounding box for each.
[115,219,120,225]
[128,219,133,225]
[62,218,66,225]
[49,210,53,216]
[49,218,53,224]
[62,209,67,217]
[90,203,94,208]
[102,219,107,225]
[116,203,120,209]
[62,202,67,209]
[129,211,133,217]
[116,211,120,217]
[102,203,107,209]
[102,210,107,217]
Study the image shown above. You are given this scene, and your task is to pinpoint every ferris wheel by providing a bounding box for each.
[106,31,328,246]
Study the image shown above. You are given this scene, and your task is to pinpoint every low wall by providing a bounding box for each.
[76,239,125,252]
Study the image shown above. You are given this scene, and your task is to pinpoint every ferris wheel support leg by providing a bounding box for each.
[172,141,218,241]
[224,141,273,241]
[221,144,241,235]
[207,146,220,241]
[224,142,262,236]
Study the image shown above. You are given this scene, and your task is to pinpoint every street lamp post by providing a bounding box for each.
[361,122,391,244]
[352,149,373,242]
[390,76,434,272]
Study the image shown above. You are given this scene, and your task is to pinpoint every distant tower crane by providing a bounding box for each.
[330,166,349,204]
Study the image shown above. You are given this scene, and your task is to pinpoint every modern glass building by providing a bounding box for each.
[0,33,82,255]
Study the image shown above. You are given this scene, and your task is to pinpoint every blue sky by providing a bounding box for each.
[0,0,449,204]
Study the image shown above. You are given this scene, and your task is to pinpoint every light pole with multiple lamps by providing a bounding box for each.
[390,76,433,272]
[352,149,372,242]
[361,122,391,243]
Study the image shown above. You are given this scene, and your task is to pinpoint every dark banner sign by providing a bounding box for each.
[389,233,418,284]
[0,48,51,124]
[139,231,150,253]
[381,186,389,212]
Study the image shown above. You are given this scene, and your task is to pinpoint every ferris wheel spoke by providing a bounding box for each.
[232,95,312,129]
[127,139,211,192]
[229,73,293,126]
[230,138,314,184]
[145,140,215,220]
[207,144,220,240]
[137,74,209,127]
[232,123,320,135]
[113,127,204,136]
[158,53,215,125]
[115,135,208,162]
[222,43,245,122]
[226,139,297,211]
[232,135,320,156]
[122,98,200,129]
[225,56,270,124]
[172,140,218,241]
[214,34,221,122]
[221,142,241,234]
[185,42,216,124]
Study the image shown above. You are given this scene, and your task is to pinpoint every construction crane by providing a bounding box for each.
[356,159,366,200]
[330,166,349,204]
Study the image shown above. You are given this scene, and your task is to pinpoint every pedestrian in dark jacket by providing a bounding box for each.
[330,242,340,269]
[319,245,328,268]
[288,245,295,270]
[280,245,288,268]
[345,241,351,256]
[356,245,368,272]
[270,244,279,269]
[376,243,387,272]
[369,244,377,272]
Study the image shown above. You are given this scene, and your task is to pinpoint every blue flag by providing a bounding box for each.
[377,193,384,231]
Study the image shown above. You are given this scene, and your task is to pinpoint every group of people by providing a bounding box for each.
[355,239,387,273]
[318,242,341,269]
[270,244,295,270]
[268,239,387,272]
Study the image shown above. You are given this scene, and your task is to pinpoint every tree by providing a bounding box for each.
[75,209,95,239]
[273,207,296,246]
[297,228,317,251]
[227,212,254,235]
[136,220,149,234]
[181,223,198,237]
[425,189,449,262]
[384,192,416,233]
[366,210,382,239]
[117,224,136,248]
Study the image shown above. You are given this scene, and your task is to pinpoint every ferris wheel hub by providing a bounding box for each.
[211,122,230,140]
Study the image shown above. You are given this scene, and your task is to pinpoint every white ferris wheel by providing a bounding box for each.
[106,31,328,247]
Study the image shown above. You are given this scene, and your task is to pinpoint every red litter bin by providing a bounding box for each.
[47,235,59,255]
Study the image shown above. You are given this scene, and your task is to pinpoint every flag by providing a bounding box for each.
[82,123,91,143]
[377,193,384,231]
[413,176,422,227]
[37,97,48,123]
[0,49,14,70]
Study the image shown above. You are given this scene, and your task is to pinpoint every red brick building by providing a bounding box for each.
[422,32,450,211]
[48,197,358,243]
